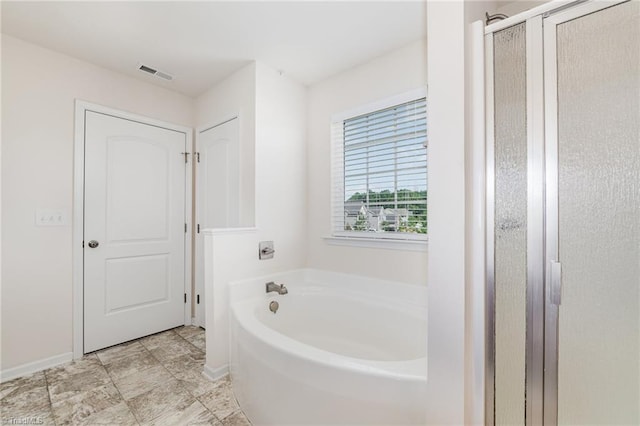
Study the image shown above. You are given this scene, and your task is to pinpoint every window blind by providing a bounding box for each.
[332,97,427,240]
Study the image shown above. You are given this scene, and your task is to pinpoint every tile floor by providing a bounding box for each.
[0,326,251,425]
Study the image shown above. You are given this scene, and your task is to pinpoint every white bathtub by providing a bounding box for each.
[229,269,427,425]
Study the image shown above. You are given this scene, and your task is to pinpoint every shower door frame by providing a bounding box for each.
[484,16,546,425]
[483,1,630,424]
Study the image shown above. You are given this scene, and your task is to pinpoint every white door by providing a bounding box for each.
[84,111,188,352]
[194,118,240,327]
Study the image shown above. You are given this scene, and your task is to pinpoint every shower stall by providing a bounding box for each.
[483,0,639,424]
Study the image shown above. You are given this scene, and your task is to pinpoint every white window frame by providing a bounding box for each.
[328,88,428,250]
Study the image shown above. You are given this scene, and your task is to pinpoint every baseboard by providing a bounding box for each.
[191,317,205,329]
[0,352,73,383]
[202,364,228,381]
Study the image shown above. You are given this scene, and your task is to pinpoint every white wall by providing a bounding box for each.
[195,63,256,227]
[0,34,4,377]
[306,40,428,286]
[1,35,194,372]
[254,62,308,253]
[494,0,549,17]
[464,2,495,425]
[425,2,467,423]
[424,1,505,423]
[204,61,307,374]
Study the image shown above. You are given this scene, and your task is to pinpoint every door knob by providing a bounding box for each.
[88,240,99,248]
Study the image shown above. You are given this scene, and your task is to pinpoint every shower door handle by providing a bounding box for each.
[550,261,562,305]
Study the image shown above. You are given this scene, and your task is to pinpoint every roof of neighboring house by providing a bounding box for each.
[344,202,365,216]
[345,203,413,219]
[382,208,410,217]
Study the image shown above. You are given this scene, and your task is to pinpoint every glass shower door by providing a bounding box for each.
[493,23,527,426]
[546,1,640,423]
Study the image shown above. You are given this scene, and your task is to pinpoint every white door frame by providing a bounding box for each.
[73,100,193,359]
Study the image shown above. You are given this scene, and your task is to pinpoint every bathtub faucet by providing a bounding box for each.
[266,281,288,295]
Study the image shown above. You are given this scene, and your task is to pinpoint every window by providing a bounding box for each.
[331,93,427,242]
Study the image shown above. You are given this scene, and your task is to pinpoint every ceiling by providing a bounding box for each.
[1,1,427,97]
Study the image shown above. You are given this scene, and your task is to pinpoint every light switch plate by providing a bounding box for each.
[36,209,67,227]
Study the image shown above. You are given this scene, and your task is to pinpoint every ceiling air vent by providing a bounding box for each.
[137,63,173,81]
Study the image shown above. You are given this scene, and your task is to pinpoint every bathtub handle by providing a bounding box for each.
[261,247,275,255]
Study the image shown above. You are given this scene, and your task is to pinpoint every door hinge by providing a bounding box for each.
[196,152,200,163]
[185,223,187,233]
[197,224,200,233]
[184,293,187,303]
[181,152,190,163]
[82,240,85,248]
[197,294,200,304]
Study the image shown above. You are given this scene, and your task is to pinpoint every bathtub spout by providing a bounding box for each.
[266,281,288,295]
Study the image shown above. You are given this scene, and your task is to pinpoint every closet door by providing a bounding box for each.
[544,1,640,423]
[194,117,240,328]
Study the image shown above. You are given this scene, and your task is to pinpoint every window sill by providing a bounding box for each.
[323,236,428,252]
